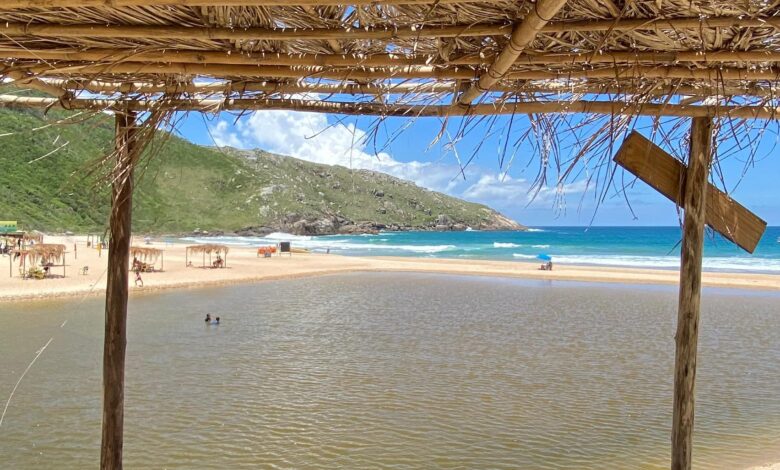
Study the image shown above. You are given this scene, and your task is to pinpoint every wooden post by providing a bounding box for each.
[101,109,137,470]
[672,116,713,470]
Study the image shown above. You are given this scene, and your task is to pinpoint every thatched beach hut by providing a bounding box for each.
[14,243,67,278]
[185,244,229,269]
[129,246,164,272]
[23,231,44,244]
[1,0,777,467]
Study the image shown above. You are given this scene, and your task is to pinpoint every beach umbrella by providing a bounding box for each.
[537,253,552,262]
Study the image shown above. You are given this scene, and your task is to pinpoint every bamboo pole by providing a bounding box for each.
[48,78,780,100]
[4,70,68,97]
[2,94,780,120]
[0,21,512,42]
[458,0,567,106]
[21,61,780,82]
[1,0,480,7]
[671,116,713,470]
[101,109,137,470]
[6,47,780,69]
[2,15,777,43]
[25,62,481,80]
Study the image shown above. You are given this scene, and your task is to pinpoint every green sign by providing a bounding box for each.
[0,221,17,234]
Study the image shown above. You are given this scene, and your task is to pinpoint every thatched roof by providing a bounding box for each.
[186,244,229,255]
[1,1,779,118]
[24,243,65,265]
[130,246,162,262]
[23,231,44,243]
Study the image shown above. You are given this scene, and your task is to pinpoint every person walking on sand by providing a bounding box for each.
[134,268,143,287]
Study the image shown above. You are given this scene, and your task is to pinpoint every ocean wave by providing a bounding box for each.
[263,232,313,241]
[329,243,457,254]
[526,228,545,232]
[512,254,536,259]
[493,242,521,248]
[553,254,780,273]
[532,244,550,249]
[185,234,455,254]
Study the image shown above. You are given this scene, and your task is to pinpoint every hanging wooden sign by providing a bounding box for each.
[614,131,767,253]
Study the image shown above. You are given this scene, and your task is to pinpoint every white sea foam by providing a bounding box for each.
[526,228,545,232]
[512,254,536,259]
[186,234,457,254]
[532,244,550,249]
[493,242,521,248]
[263,232,313,241]
[552,254,780,273]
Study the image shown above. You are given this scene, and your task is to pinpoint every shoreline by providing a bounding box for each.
[1,235,779,303]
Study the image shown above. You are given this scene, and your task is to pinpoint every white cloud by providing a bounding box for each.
[209,109,587,212]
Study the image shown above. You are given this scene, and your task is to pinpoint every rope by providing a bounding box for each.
[0,262,108,430]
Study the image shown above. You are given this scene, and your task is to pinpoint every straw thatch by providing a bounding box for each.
[130,246,162,263]
[186,244,229,256]
[1,1,779,110]
[24,243,65,265]
[23,231,44,243]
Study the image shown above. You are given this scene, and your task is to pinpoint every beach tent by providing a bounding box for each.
[185,244,229,268]
[1,1,774,467]
[129,246,164,272]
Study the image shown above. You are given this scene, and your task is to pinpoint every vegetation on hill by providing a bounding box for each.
[0,106,523,235]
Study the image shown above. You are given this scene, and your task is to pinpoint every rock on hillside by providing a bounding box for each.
[218,147,525,236]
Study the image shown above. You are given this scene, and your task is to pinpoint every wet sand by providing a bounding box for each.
[1,234,778,302]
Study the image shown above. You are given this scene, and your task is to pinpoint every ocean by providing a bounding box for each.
[185,226,780,273]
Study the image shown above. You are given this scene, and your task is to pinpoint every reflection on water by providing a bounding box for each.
[1,274,779,469]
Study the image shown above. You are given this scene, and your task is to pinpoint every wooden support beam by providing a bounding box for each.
[457,0,567,106]
[2,15,780,43]
[614,132,767,253]
[6,47,780,69]
[1,0,479,7]
[0,21,513,42]
[4,70,69,97]
[2,94,780,120]
[101,109,137,470]
[20,61,780,83]
[48,78,780,100]
[672,117,712,470]
[24,62,480,81]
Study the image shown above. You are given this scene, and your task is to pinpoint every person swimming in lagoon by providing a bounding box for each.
[205,313,211,323]
[204,314,220,325]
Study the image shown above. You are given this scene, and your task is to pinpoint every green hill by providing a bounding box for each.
[0,105,524,235]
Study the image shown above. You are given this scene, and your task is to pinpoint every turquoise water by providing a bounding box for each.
[186,226,780,273]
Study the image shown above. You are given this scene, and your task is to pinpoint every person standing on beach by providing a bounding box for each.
[134,268,143,287]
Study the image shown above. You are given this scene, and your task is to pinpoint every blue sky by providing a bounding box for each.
[173,107,780,227]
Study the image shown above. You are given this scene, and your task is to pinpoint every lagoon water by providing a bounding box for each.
[187,226,780,274]
[1,273,779,468]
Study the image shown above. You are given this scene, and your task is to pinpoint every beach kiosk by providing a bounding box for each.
[13,243,67,279]
[185,244,229,269]
[0,1,774,467]
[129,246,164,272]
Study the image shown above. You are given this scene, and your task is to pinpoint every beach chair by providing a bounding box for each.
[81,266,89,275]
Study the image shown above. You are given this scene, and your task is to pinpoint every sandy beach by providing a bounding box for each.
[1,234,779,302]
